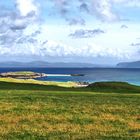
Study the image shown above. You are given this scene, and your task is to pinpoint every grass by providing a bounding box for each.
[88,81,140,93]
[0,79,140,139]
[1,71,37,75]
[0,78,78,88]
[12,71,36,75]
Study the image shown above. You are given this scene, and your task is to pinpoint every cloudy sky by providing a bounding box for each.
[0,0,140,64]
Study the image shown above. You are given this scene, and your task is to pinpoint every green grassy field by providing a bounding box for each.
[2,71,36,75]
[0,80,140,139]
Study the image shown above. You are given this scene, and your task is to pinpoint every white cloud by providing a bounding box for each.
[51,0,140,22]
[92,0,119,22]
[0,0,140,63]
[16,0,39,16]
[91,0,140,21]
[113,0,140,7]
[0,37,138,61]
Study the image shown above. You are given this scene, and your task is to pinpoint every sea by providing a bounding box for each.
[0,68,140,86]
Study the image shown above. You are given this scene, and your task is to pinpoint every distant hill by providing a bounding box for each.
[0,61,105,68]
[117,61,140,68]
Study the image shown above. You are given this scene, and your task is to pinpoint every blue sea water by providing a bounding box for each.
[0,68,140,85]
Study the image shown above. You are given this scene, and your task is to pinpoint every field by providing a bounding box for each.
[0,80,140,139]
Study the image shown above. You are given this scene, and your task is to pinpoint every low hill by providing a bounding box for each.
[0,78,140,93]
[0,61,102,68]
[88,81,140,93]
[117,61,140,68]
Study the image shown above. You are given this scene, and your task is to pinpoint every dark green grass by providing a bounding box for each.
[1,81,140,93]
[0,81,140,139]
[88,81,140,93]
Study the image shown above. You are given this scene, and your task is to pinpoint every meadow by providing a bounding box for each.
[0,80,140,139]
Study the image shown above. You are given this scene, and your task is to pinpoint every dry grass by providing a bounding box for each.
[0,78,78,87]
[0,87,139,140]
[0,80,139,139]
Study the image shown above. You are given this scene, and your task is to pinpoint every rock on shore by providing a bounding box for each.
[0,71,47,79]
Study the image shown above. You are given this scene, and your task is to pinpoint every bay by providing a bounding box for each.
[0,68,140,85]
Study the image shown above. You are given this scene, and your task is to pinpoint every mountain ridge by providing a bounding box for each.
[117,61,140,68]
[0,61,107,68]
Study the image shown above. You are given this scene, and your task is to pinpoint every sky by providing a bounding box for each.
[0,0,140,65]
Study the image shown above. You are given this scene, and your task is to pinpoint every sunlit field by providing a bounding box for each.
[0,81,140,140]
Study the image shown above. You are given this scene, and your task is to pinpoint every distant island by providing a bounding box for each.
[3,60,140,68]
[0,61,108,68]
[0,71,47,79]
[0,71,85,79]
[117,61,140,68]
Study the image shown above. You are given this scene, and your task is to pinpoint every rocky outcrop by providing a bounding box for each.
[0,72,47,79]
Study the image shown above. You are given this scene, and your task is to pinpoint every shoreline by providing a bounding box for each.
[0,77,140,88]
[0,71,84,78]
[0,71,140,87]
[0,77,88,87]
[47,74,71,77]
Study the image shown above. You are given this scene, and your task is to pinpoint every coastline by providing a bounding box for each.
[0,77,88,87]
[47,74,71,77]
[1,70,140,86]
[0,71,84,78]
